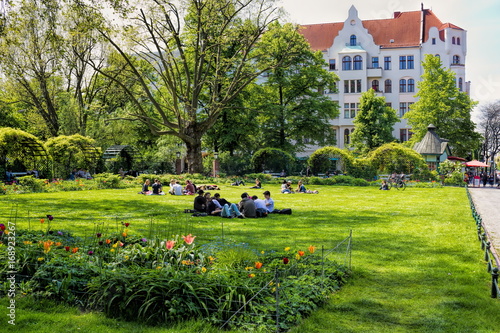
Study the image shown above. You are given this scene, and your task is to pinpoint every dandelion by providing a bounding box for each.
[255,262,263,269]
[245,266,253,271]
[260,250,265,254]
[156,266,162,269]
[165,240,176,250]
[37,257,44,261]
[110,249,115,252]
[308,245,316,254]
[248,273,256,278]
[201,267,207,273]
[295,254,301,260]
[298,250,305,257]
[124,255,129,260]
[284,247,291,252]
[182,234,196,245]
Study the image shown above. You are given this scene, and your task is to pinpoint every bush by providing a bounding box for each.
[17,176,47,193]
[93,173,122,189]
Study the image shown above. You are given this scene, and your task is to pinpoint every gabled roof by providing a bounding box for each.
[300,9,463,51]
[413,125,450,156]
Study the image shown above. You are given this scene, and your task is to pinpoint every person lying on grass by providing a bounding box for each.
[296,180,318,194]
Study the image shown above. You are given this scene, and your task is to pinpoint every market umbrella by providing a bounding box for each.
[464,160,489,167]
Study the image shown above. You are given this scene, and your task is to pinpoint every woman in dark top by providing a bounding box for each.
[141,179,151,194]
[193,189,206,212]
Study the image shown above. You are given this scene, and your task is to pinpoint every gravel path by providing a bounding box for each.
[468,186,500,252]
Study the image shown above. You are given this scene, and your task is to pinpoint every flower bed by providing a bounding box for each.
[0,223,349,331]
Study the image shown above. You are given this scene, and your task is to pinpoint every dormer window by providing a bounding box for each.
[350,35,357,46]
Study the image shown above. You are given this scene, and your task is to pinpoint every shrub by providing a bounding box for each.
[17,176,47,193]
[93,173,122,189]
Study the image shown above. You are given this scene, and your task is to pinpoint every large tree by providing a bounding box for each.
[404,54,481,157]
[249,22,339,152]
[83,0,293,173]
[351,88,398,152]
[478,101,500,168]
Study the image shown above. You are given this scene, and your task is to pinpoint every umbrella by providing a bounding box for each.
[464,160,489,167]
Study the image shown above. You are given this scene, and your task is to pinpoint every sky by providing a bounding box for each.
[279,0,500,121]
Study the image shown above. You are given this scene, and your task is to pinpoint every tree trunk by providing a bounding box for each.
[185,139,203,174]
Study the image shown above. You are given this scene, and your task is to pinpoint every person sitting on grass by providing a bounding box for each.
[281,180,293,194]
[379,180,389,190]
[172,181,183,195]
[184,180,196,195]
[193,189,206,212]
[296,180,318,194]
[151,179,165,195]
[140,179,152,195]
[263,190,275,213]
[239,192,256,218]
[251,195,268,217]
[250,178,262,189]
[205,192,222,216]
[213,193,230,207]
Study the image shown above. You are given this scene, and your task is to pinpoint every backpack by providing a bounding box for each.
[256,208,268,218]
[279,208,292,215]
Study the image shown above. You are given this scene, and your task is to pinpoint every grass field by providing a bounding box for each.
[2,184,500,332]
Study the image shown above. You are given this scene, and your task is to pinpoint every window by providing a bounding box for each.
[458,77,463,91]
[350,35,357,46]
[399,56,407,70]
[452,37,456,44]
[344,80,362,93]
[399,102,407,117]
[372,57,379,68]
[407,56,414,69]
[353,55,363,70]
[399,79,407,93]
[342,56,352,70]
[384,56,391,70]
[344,128,350,144]
[432,38,436,45]
[453,55,460,65]
[457,37,461,45]
[385,79,392,93]
[329,59,336,71]
[400,129,413,142]
[407,79,415,93]
[372,80,379,91]
[386,102,392,108]
[344,103,358,119]
[435,54,440,58]
[408,102,414,111]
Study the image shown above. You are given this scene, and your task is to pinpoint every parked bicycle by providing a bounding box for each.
[388,175,407,191]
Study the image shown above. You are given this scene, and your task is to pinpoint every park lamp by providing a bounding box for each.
[176,151,181,159]
[214,152,219,159]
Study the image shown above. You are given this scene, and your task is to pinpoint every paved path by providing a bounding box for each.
[468,186,500,253]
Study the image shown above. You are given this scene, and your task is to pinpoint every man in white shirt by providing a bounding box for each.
[263,190,275,213]
[172,181,183,195]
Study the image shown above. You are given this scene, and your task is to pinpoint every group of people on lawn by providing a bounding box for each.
[193,190,275,218]
[140,178,220,195]
[280,179,318,194]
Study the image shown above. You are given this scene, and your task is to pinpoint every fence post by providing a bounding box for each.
[492,267,499,298]
[481,233,487,250]
[275,268,280,333]
[486,241,491,261]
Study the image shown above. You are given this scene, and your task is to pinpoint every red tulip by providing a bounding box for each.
[283,257,289,264]
[64,246,70,251]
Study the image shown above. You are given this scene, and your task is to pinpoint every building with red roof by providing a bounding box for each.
[296,5,467,152]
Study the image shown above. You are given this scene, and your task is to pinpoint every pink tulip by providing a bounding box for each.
[166,240,176,250]
[182,234,196,245]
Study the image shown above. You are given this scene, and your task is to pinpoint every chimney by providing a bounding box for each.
[394,11,401,18]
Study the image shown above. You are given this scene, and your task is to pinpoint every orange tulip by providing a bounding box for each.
[71,247,78,253]
[308,245,316,254]
[298,250,305,257]
[255,262,263,269]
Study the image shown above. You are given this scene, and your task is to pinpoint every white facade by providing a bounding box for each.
[298,5,468,156]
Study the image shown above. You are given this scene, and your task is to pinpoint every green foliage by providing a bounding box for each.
[368,142,427,174]
[351,89,398,152]
[92,173,122,189]
[219,152,253,176]
[307,175,369,186]
[17,176,47,193]
[45,135,102,179]
[308,147,354,175]
[251,148,295,173]
[404,54,481,157]
[249,22,340,152]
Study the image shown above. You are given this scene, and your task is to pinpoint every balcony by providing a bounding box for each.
[367,67,382,77]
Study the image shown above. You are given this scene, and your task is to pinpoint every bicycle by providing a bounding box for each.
[388,177,406,191]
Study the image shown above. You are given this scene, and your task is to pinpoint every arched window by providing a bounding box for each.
[458,77,463,91]
[353,55,363,70]
[342,56,352,70]
[407,79,415,93]
[372,80,379,92]
[385,79,392,93]
[350,35,357,46]
[435,54,440,58]
[344,129,350,144]
[452,37,456,44]
[399,79,407,93]
[453,55,460,64]
[457,37,461,45]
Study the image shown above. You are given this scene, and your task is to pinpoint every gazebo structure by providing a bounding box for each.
[103,145,142,172]
[413,124,451,171]
[0,128,52,181]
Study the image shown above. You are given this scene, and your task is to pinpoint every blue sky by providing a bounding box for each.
[279,0,500,119]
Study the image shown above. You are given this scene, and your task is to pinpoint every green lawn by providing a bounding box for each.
[2,185,500,332]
